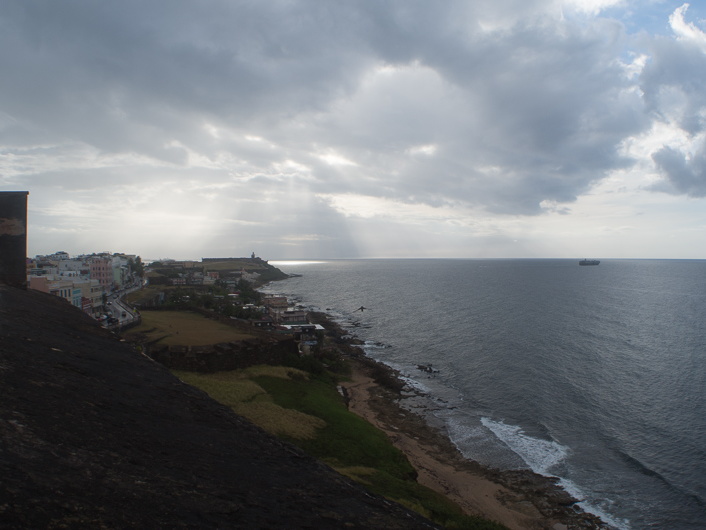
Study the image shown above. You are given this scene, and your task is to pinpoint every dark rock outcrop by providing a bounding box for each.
[0,286,437,529]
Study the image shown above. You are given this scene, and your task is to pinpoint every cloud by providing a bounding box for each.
[563,0,627,16]
[652,144,706,196]
[638,3,706,197]
[2,1,706,258]
[2,2,644,200]
[669,3,706,53]
[298,13,645,214]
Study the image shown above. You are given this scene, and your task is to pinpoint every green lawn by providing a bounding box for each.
[124,310,256,346]
[202,260,262,272]
[174,365,507,529]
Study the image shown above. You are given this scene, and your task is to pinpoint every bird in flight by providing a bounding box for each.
[354,306,367,312]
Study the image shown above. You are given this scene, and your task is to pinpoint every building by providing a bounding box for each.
[262,296,289,310]
[89,257,113,291]
[27,250,144,317]
[279,310,309,324]
[29,277,79,308]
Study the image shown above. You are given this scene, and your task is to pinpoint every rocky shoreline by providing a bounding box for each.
[311,311,608,529]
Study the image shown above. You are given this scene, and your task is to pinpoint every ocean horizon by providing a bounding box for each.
[263,258,706,529]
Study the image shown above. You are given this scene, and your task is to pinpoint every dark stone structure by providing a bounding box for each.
[0,191,29,289]
[147,338,299,372]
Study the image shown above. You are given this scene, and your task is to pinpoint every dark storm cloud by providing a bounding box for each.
[2,0,705,259]
[652,144,706,197]
[279,10,646,213]
[0,2,373,127]
[640,22,706,135]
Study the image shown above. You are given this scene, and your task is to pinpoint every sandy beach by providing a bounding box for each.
[340,355,606,530]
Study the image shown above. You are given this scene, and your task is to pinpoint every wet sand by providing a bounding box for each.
[340,355,606,530]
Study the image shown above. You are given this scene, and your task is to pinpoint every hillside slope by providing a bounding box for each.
[0,286,436,529]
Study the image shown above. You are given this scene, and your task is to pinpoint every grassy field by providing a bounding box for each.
[202,260,262,272]
[175,367,327,440]
[124,285,173,306]
[124,310,256,346]
[202,260,289,282]
[175,365,506,529]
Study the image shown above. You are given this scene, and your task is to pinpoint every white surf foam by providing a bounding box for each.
[480,418,629,528]
[480,417,568,475]
[445,416,527,469]
[557,478,630,530]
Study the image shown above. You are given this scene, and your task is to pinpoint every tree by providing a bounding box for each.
[128,256,145,278]
[236,279,261,304]
[133,256,145,277]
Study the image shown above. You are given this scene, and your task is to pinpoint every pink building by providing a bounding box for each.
[89,257,113,292]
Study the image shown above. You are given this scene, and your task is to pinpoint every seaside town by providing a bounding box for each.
[27,251,144,325]
[26,250,325,353]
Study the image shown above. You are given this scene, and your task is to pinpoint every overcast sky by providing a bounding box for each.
[2,1,706,260]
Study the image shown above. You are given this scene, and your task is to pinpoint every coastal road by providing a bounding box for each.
[106,283,142,328]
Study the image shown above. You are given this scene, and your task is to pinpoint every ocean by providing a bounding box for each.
[261,259,706,529]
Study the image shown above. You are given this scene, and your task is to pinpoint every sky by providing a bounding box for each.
[2,1,706,260]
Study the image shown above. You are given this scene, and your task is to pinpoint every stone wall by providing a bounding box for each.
[147,337,298,372]
[0,191,29,288]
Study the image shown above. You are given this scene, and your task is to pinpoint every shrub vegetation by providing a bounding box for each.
[174,362,507,529]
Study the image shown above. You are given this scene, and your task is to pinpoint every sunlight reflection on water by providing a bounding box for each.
[269,260,329,266]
